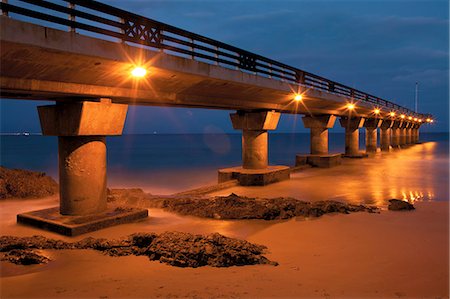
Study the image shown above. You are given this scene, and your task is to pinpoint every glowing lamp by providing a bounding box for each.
[131,66,147,77]
[418,119,422,123]
[347,103,355,110]
[431,120,434,123]
[389,112,396,117]
[374,108,380,115]
[408,116,412,120]
[414,118,418,121]
[400,114,405,119]
[294,94,303,102]
[426,118,431,122]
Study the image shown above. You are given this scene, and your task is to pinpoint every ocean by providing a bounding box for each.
[0,132,448,196]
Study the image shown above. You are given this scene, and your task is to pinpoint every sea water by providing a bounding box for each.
[0,132,448,196]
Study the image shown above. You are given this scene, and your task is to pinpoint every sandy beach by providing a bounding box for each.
[1,142,449,299]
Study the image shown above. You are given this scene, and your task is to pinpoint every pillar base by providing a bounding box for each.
[17,206,148,236]
[218,165,290,186]
[342,152,369,159]
[295,154,342,168]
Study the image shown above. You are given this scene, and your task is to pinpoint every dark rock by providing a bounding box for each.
[150,193,379,220]
[0,232,277,268]
[388,199,415,211]
[0,166,58,199]
[1,249,50,265]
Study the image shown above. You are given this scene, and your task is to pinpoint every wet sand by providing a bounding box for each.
[0,143,449,298]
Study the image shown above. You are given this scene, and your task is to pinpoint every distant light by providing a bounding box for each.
[426,118,431,122]
[389,112,396,117]
[414,118,418,121]
[431,119,434,123]
[294,94,303,102]
[131,66,147,77]
[347,103,355,110]
[400,114,405,119]
[374,108,380,115]
[408,116,412,120]
[418,119,422,123]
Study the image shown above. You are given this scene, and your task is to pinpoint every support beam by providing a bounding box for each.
[380,119,393,152]
[17,100,148,236]
[296,115,341,168]
[218,110,290,185]
[363,118,382,153]
[405,125,412,144]
[339,117,366,157]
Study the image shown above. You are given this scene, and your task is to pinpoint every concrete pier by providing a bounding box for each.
[380,120,393,152]
[219,110,290,185]
[364,118,382,153]
[296,115,341,168]
[339,117,366,158]
[399,123,408,147]
[405,126,412,145]
[17,100,149,236]
[391,121,402,149]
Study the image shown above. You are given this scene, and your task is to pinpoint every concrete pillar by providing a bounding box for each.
[302,115,336,155]
[339,117,365,156]
[38,100,128,216]
[380,120,393,152]
[230,110,280,170]
[391,120,403,149]
[363,118,382,153]
[416,125,421,143]
[399,123,407,146]
[242,130,268,169]
[405,125,412,144]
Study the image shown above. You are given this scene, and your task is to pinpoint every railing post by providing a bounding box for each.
[68,2,75,33]
[1,0,8,17]
[215,46,219,65]
[268,63,272,79]
[118,17,125,43]
[190,38,195,60]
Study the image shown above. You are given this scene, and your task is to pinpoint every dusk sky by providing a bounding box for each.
[0,0,448,133]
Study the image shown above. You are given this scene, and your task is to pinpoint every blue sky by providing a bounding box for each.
[0,0,448,133]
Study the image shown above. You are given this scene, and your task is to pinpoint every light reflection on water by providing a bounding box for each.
[0,133,448,205]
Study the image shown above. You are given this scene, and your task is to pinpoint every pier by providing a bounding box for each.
[0,0,433,235]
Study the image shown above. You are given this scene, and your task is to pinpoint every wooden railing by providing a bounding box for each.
[0,0,431,119]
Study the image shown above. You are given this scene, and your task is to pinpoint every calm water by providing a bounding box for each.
[0,132,448,196]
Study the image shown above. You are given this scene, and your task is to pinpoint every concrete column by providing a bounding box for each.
[380,120,393,152]
[339,117,365,156]
[38,100,128,216]
[242,130,268,169]
[391,120,403,149]
[399,123,407,146]
[363,118,382,153]
[302,115,336,155]
[230,110,280,170]
[405,126,412,144]
[416,125,421,143]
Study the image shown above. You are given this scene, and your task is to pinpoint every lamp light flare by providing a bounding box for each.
[418,119,422,123]
[374,108,380,115]
[347,103,355,110]
[131,66,147,77]
[389,112,396,117]
[431,120,434,123]
[414,118,418,121]
[408,116,413,120]
[400,114,405,119]
[294,94,303,102]
[426,118,431,123]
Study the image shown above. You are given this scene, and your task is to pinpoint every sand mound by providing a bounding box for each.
[151,193,379,220]
[0,232,277,268]
[0,166,58,199]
